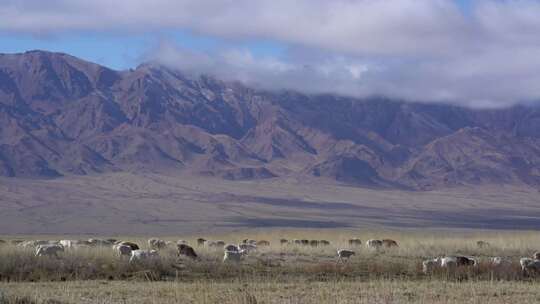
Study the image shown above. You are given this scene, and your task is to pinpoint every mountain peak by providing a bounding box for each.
[1,51,540,190]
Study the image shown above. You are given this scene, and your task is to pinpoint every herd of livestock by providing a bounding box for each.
[4,237,540,276]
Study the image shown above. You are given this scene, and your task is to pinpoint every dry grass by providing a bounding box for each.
[2,230,540,303]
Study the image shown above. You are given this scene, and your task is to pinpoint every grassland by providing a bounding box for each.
[2,230,540,303]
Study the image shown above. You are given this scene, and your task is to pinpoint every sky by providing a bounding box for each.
[1,0,540,108]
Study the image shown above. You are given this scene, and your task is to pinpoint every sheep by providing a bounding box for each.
[117,241,140,251]
[129,250,159,263]
[20,240,52,248]
[309,240,320,247]
[35,244,64,258]
[177,244,198,260]
[148,238,167,250]
[440,256,476,268]
[239,243,257,252]
[300,239,310,246]
[490,257,512,268]
[522,258,540,276]
[520,257,539,275]
[337,249,355,262]
[243,239,257,245]
[224,244,240,252]
[113,244,133,258]
[422,258,440,274]
[223,250,247,263]
[197,238,207,246]
[366,239,383,250]
[382,239,398,248]
[59,240,84,249]
[533,252,540,260]
[280,239,288,245]
[319,240,331,246]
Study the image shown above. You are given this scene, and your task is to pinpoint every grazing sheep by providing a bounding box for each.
[522,259,540,275]
[224,244,240,252]
[113,244,133,258]
[20,240,52,248]
[35,244,64,258]
[216,240,226,248]
[242,239,257,245]
[59,240,81,249]
[239,243,257,252]
[366,239,383,250]
[256,240,270,246]
[293,239,302,245]
[490,257,512,268]
[129,250,159,263]
[118,241,140,251]
[223,250,246,263]
[319,240,331,246]
[348,238,362,246]
[301,239,310,246]
[177,244,198,259]
[197,238,206,246]
[337,249,355,262]
[422,258,440,274]
[309,240,320,247]
[148,238,167,250]
[280,239,288,245]
[520,258,536,274]
[440,256,476,268]
[456,256,477,266]
[477,241,490,248]
[382,239,399,248]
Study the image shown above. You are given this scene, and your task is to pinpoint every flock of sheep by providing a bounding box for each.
[6,237,540,276]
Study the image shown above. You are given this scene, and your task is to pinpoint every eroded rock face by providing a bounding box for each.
[2,50,540,189]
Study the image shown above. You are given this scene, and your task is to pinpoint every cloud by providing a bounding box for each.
[3,0,540,107]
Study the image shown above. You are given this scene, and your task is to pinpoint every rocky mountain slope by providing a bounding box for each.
[2,50,540,190]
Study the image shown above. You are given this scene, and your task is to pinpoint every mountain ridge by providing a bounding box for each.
[1,50,540,190]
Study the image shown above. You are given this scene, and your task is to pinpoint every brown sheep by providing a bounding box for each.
[382,239,399,248]
[197,238,207,246]
[178,244,198,260]
[280,239,288,245]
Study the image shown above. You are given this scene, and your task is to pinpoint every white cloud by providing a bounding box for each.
[3,0,540,107]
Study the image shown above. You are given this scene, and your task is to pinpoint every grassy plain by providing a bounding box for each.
[1,230,540,303]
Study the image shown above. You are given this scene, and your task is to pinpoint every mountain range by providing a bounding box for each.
[2,50,540,190]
